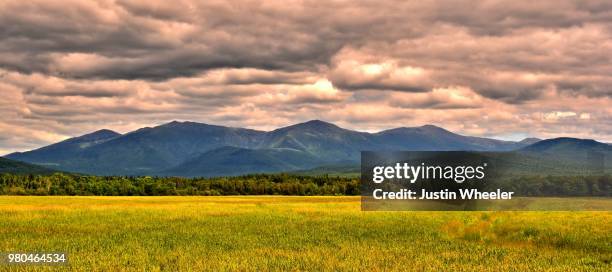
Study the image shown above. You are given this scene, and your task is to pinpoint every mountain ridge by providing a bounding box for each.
[9,120,607,177]
[6,129,121,163]
[520,137,612,165]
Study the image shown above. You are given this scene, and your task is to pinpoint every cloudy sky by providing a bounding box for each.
[1,0,611,154]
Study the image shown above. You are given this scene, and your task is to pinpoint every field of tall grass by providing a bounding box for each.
[0,196,610,271]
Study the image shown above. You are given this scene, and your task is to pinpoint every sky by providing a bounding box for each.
[1,0,611,154]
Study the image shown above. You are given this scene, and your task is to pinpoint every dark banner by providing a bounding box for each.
[361,151,611,211]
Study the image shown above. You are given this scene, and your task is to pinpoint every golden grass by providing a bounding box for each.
[0,196,610,271]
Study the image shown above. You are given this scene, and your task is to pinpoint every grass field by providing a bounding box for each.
[0,196,610,271]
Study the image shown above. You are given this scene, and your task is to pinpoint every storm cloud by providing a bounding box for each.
[0,0,611,154]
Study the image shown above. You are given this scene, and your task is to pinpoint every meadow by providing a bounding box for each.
[0,196,610,271]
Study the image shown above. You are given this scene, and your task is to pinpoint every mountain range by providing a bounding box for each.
[4,120,610,177]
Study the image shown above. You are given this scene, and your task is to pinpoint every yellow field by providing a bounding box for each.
[0,196,610,271]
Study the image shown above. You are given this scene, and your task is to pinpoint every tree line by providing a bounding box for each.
[0,173,360,196]
[490,174,610,197]
[0,173,609,196]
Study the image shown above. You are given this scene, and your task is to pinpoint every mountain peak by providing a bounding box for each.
[280,119,341,132]
[301,119,337,127]
[381,124,452,135]
[161,120,193,126]
[418,124,449,132]
[78,129,121,141]
[518,137,541,145]
[420,124,442,129]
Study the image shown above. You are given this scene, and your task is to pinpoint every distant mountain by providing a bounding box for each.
[8,122,264,175]
[6,129,120,166]
[258,120,377,162]
[521,137,611,153]
[374,125,528,151]
[519,138,612,171]
[4,120,590,177]
[0,157,57,174]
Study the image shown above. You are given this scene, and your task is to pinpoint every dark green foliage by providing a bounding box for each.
[0,172,608,196]
[0,173,360,196]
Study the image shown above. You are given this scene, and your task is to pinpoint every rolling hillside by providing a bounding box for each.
[0,157,57,174]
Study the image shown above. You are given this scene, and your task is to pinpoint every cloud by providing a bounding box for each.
[328,50,434,92]
[389,87,486,109]
[0,0,611,153]
[255,79,349,106]
[3,71,140,98]
[543,111,577,121]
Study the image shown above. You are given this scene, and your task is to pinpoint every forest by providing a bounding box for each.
[0,173,609,196]
[0,173,360,196]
